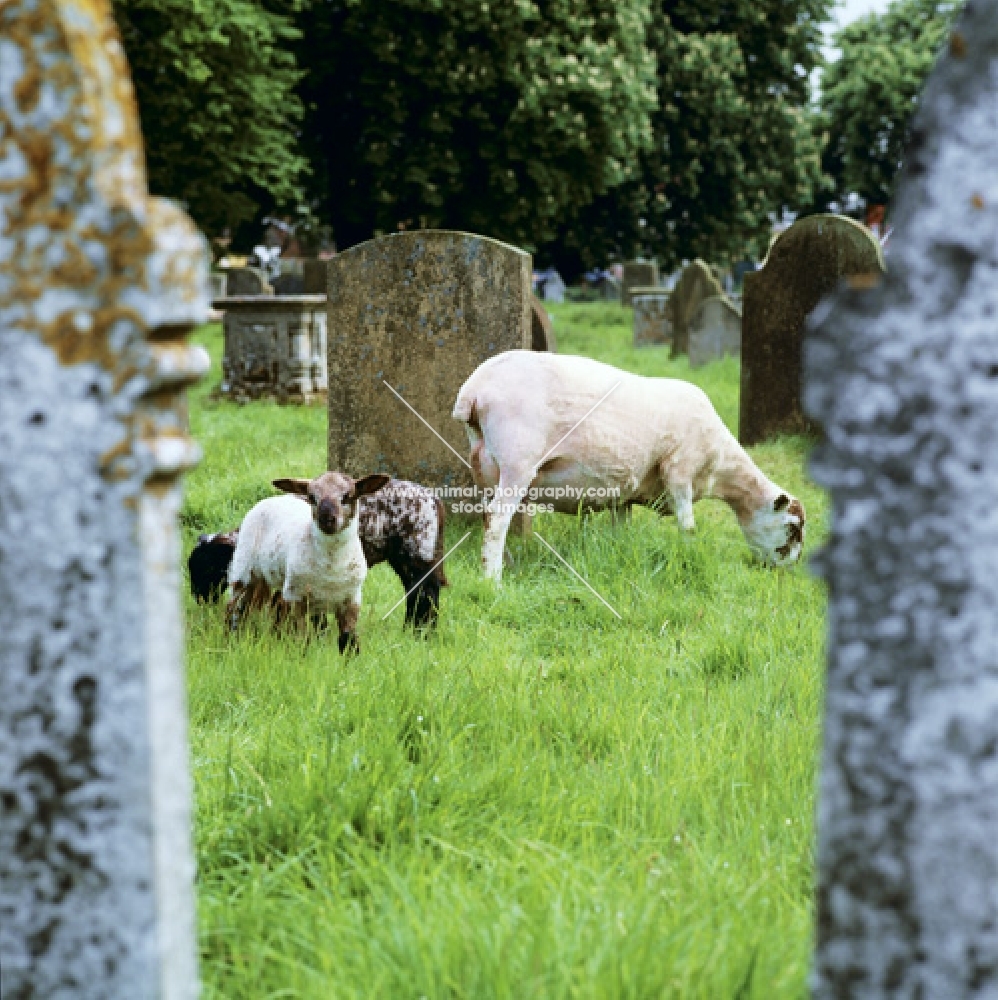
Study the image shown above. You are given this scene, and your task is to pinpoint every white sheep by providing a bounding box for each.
[226,471,389,651]
[452,351,805,581]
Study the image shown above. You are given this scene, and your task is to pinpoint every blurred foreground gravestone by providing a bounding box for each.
[688,296,741,369]
[0,0,207,996]
[805,2,998,994]
[741,214,884,444]
[669,260,723,358]
[328,231,531,486]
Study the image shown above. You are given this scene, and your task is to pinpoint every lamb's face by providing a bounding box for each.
[273,471,391,536]
[743,493,806,567]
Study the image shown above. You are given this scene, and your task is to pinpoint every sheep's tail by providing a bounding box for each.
[433,497,449,587]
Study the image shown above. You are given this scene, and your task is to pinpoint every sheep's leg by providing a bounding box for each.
[482,467,533,582]
[335,600,361,654]
[227,578,270,632]
[669,482,696,533]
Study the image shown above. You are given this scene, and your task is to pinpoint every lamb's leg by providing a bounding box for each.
[669,482,696,532]
[335,600,361,654]
[482,467,533,582]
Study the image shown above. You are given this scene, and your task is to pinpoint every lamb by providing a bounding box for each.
[226,471,389,651]
[452,350,805,581]
[189,478,448,628]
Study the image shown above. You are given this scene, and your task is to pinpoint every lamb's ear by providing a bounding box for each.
[272,478,311,497]
[773,493,790,512]
[348,473,391,502]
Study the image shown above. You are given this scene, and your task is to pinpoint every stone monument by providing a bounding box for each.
[327,230,531,486]
[688,295,742,368]
[225,266,273,296]
[668,259,724,358]
[622,261,659,305]
[531,297,557,353]
[805,3,998,993]
[740,214,884,444]
[1,0,206,996]
[631,288,672,347]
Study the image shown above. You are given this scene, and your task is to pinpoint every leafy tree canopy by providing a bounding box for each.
[818,0,959,210]
[114,0,308,235]
[294,0,657,250]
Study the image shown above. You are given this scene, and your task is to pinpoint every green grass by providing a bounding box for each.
[185,301,827,999]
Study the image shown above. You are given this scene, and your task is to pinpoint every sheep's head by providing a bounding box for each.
[742,492,805,567]
[273,471,390,535]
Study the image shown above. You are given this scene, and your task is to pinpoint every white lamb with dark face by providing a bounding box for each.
[226,471,388,652]
[452,351,805,581]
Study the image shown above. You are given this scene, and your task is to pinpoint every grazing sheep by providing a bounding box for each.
[452,350,805,581]
[189,478,448,628]
[227,472,389,652]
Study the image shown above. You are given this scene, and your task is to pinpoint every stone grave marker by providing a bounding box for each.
[805,3,998,993]
[688,295,742,368]
[210,271,228,301]
[531,296,557,353]
[622,261,659,305]
[1,0,207,995]
[328,230,531,486]
[225,266,273,296]
[740,214,884,444]
[631,288,672,347]
[303,259,329,294]
[668,259,723,358]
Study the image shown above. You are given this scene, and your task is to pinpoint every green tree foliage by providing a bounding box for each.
[543,0,831,274]
[818,0,959,210]
[293,0,657,250]
[114,0,308,235]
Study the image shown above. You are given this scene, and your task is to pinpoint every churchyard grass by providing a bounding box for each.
[184,302,828,999]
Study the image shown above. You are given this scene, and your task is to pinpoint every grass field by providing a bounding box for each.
[184,302,828,999]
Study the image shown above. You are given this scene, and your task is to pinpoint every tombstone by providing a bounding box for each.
[225,266,273,296]
[631,289,672,347]
[328,230,531,486]
[531,297,557,353]
[541,269,566,303]
[622,261,659,305]
[303,259,329,294]
[0,0,207,995]
[688,296,742,368]
[210,271,228,301]
[805,4,998,993]
[739,214,884,444]
[216,295,328,402]
[668,259,723,358]
[272,272,305,294]
[597,275,621,302]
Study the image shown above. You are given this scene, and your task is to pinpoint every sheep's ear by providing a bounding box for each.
[348,473,391,501]
[272,478,311,497]
[773,493,790,512]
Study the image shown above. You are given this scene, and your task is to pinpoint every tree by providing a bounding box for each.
[293,0,657,251]
[114,0,308,236]
[540,0,832,276]
[818,0,959,212]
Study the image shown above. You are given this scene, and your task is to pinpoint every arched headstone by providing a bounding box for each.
[0,0,207,995]
[668,259,723,358]
[530,297,557,353]
[327,231,531,486]
[805,3,998,993]
[688,296,742,368]
[740,214,884,444]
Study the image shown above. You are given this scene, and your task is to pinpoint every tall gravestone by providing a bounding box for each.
[740,214,884,444]
[805,3,998,993]
[668,259,723,358]
[688,296,741,369]
[622,261,659,305]
[0,1,207,996]
[327,231,531,486]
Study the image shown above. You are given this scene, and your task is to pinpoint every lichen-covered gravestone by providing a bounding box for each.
[631,289,672,347]
[668,259,723,358]
[740,214,884,444]
[327,230,531,486]
[688,295,741,369]
[805,3,998,994]
[0,0,207,996]
[622,261,659,305]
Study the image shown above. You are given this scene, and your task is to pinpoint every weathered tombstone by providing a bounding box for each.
[668,259,723,358]
[303,259,329,294]
[740,214,884,444]
[805,5,998,994]
[531,297,557,353]
[688,296,742,368]
[622,261,659,305]
[210,271,228,301]
[0,0,207,996]
[541,269,566,303]
[225,266,273,296]
[597,275,621,302]
[631,288,672,347]
[216,295,328,402]
[328,230,531,486]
